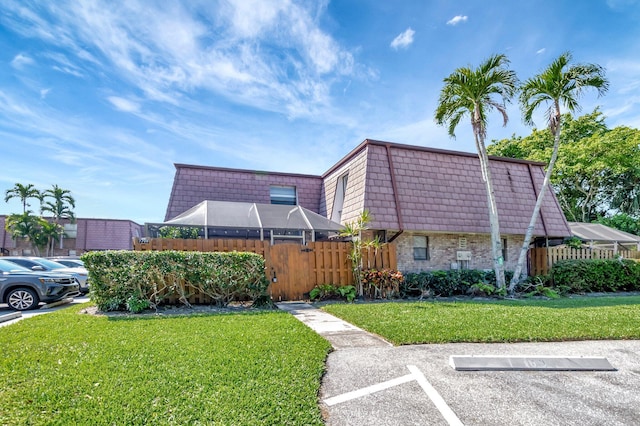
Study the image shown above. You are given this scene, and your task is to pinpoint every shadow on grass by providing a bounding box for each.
[406,294,640,310]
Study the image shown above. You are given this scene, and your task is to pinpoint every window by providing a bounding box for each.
[413,235,429,260]
[502,238,508,262]
[330,173,349,223]
[270,185,297,205]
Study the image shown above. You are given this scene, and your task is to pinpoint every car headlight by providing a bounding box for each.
[39,277,60,284]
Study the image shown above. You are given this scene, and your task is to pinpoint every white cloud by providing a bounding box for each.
[536,48,546,54]
[446,15,468,26]
[10,53,34,69]
[40,88,51,99]
[0,1,360,120]
[390,28,415,50]
[107,96,140,113]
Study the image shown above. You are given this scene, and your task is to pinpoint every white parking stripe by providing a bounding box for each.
[408,365,464,426]
[323,373,415,406]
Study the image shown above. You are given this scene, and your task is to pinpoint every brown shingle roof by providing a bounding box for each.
[356,140,570,237]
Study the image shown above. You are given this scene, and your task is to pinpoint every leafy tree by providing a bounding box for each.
[39,219,64,256]
[488,110,640,222]
[4,183,41,213]
[597,214,640,236]
[158,226,199,239]
[509,52,608,291]
[435,54,517,288]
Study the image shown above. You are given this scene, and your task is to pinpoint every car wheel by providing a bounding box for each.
[7,288,40,311]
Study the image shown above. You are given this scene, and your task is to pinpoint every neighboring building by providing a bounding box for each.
[164,139,571,273]
[0,216,143,256]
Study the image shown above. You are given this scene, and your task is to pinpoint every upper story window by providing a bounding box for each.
[270,185,297,205]
[331,173,349,223]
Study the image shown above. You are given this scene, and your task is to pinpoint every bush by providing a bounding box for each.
[82,250,269,312]
[361,269,403,299]
[551,258,640,293]
[401,269,514,298]
[309,284,356,302]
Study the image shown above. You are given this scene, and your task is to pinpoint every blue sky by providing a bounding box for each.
[1,0,639,223]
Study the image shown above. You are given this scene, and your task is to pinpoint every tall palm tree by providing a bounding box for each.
[38,219,64,256]
[41,184,76,221]
[435,54,518,288]
[4,183,41,213]
[509,52,609,291]
[41,184,76,250]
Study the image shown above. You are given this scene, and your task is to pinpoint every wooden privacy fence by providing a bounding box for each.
[133,238,397,301]
[529,247,640,276]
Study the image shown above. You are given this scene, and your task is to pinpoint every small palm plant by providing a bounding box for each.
[339,210,373,297]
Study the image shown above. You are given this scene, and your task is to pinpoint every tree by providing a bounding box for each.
[597,214,640,236]
[488,110,640,222]
[509,52,609,291]
[41,184,76,221]
[4,183,41,213]
[435,54,517,288]
[5,212,42,256]
[38,219,64,256]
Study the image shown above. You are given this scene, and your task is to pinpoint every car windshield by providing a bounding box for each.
[31,258,69,269]
[0,259,32,273]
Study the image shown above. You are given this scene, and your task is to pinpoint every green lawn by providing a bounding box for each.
[0,305,331,425]
[322,296,640,345]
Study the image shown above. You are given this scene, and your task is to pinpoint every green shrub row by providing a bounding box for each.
[401,269,514,297]
[551,258,640,293]
[82,250,269,312]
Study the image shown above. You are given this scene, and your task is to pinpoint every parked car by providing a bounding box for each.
[47,257,84,268]
[2,257,89,294]
[0,259,80,310]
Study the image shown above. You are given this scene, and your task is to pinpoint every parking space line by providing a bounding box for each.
[323,373,414,406]
[408,365,464,426]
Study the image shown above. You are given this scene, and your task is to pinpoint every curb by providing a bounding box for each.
[41,298,74,309]
[0,311,22,323]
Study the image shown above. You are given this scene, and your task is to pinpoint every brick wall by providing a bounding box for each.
[166,165,323,220]
[395,231,524,273]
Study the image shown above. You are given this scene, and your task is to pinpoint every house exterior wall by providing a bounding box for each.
[320,145,369,225]
[394,231,524,273]
[166,165,323,220]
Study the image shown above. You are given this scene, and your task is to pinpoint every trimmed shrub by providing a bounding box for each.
[401,269,514,298]
[551,258,640,293]
[82,250,269,312]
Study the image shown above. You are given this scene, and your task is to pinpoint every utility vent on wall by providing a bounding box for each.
[457,251,472,261]
[458,237,467,249]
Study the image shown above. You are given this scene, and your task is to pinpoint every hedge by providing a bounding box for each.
[82,250,269,312]
[401,269,514,297]
[551,258,640,293]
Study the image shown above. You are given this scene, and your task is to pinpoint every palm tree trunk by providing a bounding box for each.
[475,130,506,288]
[509,113,563,292]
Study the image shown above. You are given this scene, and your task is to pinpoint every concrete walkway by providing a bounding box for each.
[275,302,391,349]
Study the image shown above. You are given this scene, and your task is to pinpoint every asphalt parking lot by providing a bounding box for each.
[321,340,640,426]
[0,296,89,327]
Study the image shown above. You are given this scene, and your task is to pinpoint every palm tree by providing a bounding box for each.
[38,219,64,256]
[509,52,609,291]
[41,184,76,250]
[4,183,41,213]
[435,54,517,288]
[5,212,41,256]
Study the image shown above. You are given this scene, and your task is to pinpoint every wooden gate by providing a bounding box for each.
[269,244,313,301]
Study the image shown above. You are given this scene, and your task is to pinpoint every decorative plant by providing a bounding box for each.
[339,210,373,297]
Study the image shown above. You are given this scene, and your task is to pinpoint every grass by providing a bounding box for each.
[0,305,331,425]
[322,296,640,345]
